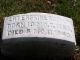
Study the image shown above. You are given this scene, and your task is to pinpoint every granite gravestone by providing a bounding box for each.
[1,12,76,59]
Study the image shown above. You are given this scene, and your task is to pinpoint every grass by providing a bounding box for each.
[0,0,80,59]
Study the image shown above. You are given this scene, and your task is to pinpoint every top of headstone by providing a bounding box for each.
[2,12,76,45]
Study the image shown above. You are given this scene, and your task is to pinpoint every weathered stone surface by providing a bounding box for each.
[1,12,76,58]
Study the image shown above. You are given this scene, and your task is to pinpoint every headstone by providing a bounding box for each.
[1,12,76,59]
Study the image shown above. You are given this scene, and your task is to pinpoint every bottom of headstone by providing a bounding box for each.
[1,37,75,58]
